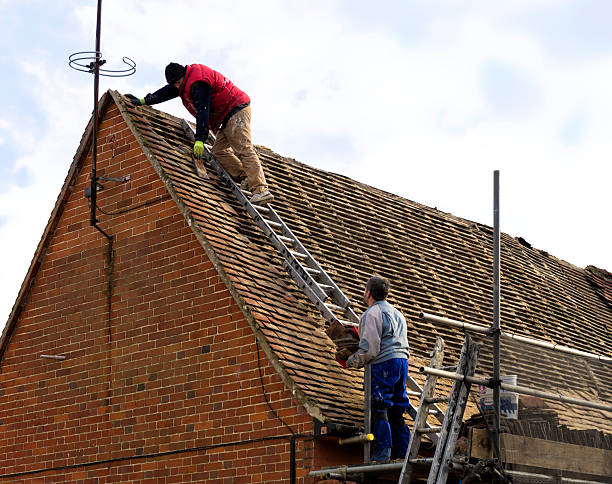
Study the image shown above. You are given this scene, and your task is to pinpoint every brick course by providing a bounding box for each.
[0,103,326,483]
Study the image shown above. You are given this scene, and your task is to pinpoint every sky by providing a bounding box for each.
[1,0,611,327]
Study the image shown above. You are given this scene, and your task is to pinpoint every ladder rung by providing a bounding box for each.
[252,204,270,213]
[417,426,441,434]
[335,319,358,328]
[425,396,448,404]
[325,303,347,312]
[317,283,334,294]
[409,457,433,465]
[289,250,308,260]
[407,391,422,397]
[304,267,320,276]
[264,219,282,229]
[278,235,295,245]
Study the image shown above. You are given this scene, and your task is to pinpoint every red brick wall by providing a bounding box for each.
[0,102,317,483]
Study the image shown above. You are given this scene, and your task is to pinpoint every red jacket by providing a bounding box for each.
[179,64,250,133]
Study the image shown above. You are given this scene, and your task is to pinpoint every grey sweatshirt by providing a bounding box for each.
[346,300,410,369]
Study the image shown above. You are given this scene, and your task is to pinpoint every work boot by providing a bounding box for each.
[250,190,274,204]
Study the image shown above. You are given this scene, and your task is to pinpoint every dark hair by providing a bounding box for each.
[165,62,186,84]
[366,276,389,301]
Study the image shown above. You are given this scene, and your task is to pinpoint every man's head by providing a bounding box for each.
[363,276,389,306]
[165,62,186,87]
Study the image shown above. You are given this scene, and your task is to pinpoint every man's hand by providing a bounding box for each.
[125,94,145,106]
[193,141,205,158]
[336,348,353,360]
[336,348,353,368]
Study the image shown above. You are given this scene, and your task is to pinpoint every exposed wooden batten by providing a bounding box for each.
[471,428,612,477]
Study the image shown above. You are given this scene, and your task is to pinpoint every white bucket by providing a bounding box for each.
[477,375,519,419]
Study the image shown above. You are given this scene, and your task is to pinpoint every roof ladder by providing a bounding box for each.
[179,120,359,329]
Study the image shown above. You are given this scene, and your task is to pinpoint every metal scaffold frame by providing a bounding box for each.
[175,124,611,483]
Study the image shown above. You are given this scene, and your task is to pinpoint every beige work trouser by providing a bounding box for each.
[211,106,268,194]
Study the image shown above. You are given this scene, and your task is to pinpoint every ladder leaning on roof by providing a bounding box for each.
[179,120,446,458]
[179,119,360,330]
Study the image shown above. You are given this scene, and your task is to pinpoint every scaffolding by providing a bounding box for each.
[171,122,612,483]
[308,171,612,483]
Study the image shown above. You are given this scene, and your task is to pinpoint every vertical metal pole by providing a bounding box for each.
[290,435,296,484]
[492,170,501,466]
[90,0,102,226]
[364,364,372,463]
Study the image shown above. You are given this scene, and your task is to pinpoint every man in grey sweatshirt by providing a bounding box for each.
[346,276,411,462]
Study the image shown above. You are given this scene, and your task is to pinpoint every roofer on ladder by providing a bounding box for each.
[340,276,412,462]
[127,62,273,204]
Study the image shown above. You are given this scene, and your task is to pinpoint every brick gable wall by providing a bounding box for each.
[0,103,320,483]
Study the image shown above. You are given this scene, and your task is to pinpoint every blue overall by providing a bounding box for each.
[371,358,411,461]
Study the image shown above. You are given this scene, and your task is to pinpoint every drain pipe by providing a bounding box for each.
[290,434,296,484]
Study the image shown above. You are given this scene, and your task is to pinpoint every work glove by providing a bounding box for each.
[193,140,205,158]
[336,348,353,368]
[125,94,145,106]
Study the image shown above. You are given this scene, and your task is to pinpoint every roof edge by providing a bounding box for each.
[110,90,327,424]
[0,92,114,365]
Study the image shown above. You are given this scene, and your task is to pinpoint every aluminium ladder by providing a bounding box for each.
[307,335,479,482]
[180,120,360,330]
[399,334,480,484]
[179,120,446,458]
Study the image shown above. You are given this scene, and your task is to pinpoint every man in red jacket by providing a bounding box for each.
[127,63,273,204]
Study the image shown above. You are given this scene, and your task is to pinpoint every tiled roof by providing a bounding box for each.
[586,265,612,308]
[111,91,611,432]
[5,90,609,434]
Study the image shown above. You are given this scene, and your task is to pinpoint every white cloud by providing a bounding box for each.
[0,58,91,323]
[1,0,612,326]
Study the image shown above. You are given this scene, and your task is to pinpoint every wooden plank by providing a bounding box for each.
[470,429,612,477]
[470,427,493,459]
[501,433,612,476]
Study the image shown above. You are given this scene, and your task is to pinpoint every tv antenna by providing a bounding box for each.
[68,0,136,234]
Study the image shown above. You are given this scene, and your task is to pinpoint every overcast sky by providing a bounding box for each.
[1,0,611,327]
